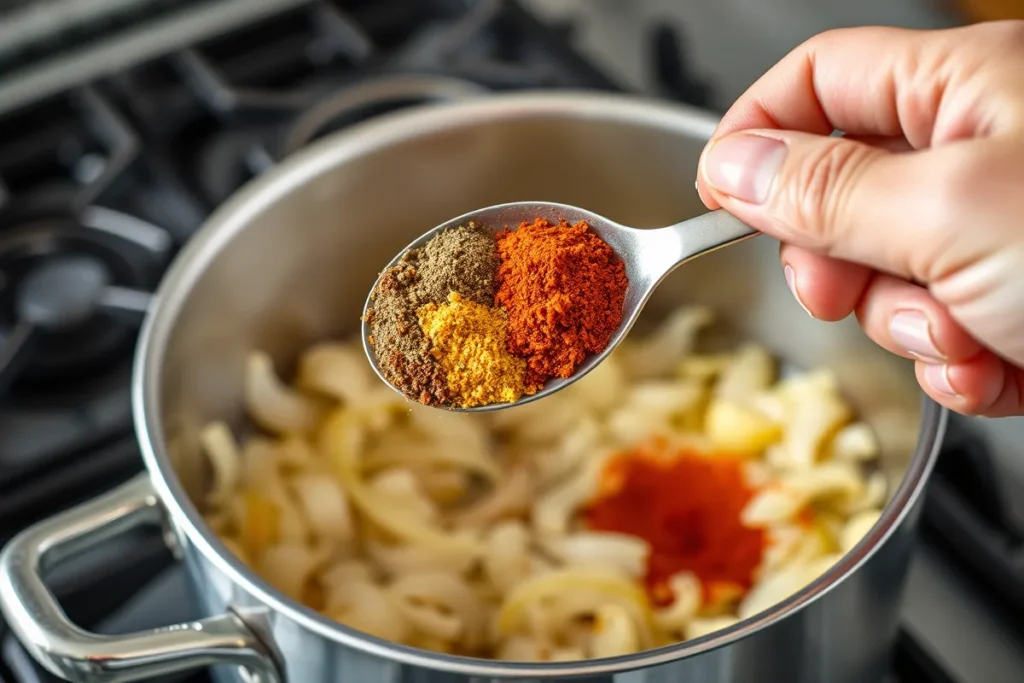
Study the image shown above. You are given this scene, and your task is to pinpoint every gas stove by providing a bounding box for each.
[0,1,1020,682]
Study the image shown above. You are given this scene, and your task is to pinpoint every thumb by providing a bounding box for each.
[697,130,996,285]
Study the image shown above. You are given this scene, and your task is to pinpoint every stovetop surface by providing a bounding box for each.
[0,1,1020,682]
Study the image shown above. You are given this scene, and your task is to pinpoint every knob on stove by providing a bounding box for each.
[0,255,153,397]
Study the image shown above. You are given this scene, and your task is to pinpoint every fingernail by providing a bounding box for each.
[922,363,956,396]
[703,134,788,204]
[784,264,813,317]
[889,311,943,362]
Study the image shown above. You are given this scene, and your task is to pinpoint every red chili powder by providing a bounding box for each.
[494,218,628,391]
[584,439,766,607]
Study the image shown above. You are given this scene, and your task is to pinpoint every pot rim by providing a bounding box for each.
[133,90,947,677]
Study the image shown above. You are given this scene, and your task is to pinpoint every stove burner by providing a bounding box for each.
[0,207,170,395]
[19,257,111,329]
[17,256,151,330]
[281,74,487,154]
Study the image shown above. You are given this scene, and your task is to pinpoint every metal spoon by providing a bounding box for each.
[361,201,757,412]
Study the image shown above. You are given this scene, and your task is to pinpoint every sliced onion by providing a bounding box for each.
[296,343,374,404]
[676,353,734,382]
[366,536,478,578]
[419,468,470,504]
[619,306,714,380]
[564,354,626,414]
[607,406,671,446]
[482,521,531,594]
[368,468,440,523]
[532,452,611,536]
[841,509,882,553]
[626,380,704,415]
[653,571,701,632]
[714,343,776,402]
[325,409,483,554]
[362,431,500,482]
[326,580,409,643]
[781,462,865,505]
[275,435,316,469]
[240,490,280,557]
[740,487,805,528]
[245,351,326,435]
[497,636,549,662]
[737,563,810,620]
[237,440,309,547]
[497,568,657,649]
[738,550,841,621]
[532,417,601,487]
[589,603,641,658]
[320,560,374,590]
[408,404,490,454]
[829,422,880,461]
[395,601,462,641]
[539,532,650,579]
[290,472,354,544]
[265,486,309,544]
[488,395,585,444]
[256,542,328,602]
[390,573,486,650]
[549,646,587,662]
[776,369,853,468]
[240,437,278,490]
[760,525,806,574]
[451,465,531,528]
[200,421,241,506]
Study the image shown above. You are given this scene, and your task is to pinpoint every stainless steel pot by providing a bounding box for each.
[0,92,946,683]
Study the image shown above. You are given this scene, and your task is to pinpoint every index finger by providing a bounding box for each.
[712,24,992,142]
[698,21,1024,207]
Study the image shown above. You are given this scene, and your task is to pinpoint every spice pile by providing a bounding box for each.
[365,218,629,408]
[584,438,765,607]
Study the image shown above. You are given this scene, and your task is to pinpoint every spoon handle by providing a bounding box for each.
[671,209,759,262]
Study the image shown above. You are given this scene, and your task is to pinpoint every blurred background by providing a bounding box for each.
[2,1,1024,682]
[526,0,1018,109]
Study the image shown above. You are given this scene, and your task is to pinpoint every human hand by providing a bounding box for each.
[695,21,1024,418]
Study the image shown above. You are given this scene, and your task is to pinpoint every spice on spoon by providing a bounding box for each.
[418,292,527,408]
[366,222,499,405]
[366,217,629,408]
[364,261,450,405]
[495,218,628,391]
[411,222,499,306]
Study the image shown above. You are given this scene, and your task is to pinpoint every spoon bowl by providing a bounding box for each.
[361,201,757,412]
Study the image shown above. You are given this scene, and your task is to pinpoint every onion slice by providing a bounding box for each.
[324,409,483,554]
[245,351,326,435]
[496,568,658,648]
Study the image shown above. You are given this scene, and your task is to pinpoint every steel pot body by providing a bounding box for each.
[0,92,945,683]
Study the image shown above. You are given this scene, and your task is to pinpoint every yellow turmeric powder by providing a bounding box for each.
[417,292,527,408]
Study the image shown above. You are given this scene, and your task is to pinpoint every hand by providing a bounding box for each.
[695,21,1024,418]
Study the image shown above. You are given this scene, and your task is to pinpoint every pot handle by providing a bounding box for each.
[0,474,282,683]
